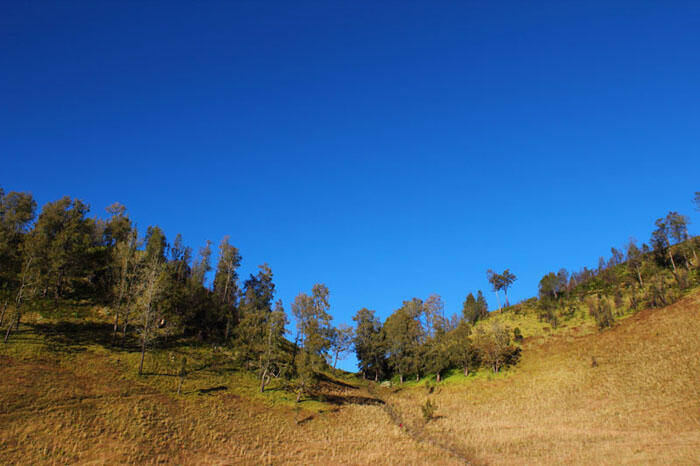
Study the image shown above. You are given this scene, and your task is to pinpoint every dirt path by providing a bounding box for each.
[366,384,480,465]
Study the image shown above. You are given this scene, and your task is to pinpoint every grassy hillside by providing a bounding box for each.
[0,307,459,465]
[3,288,699,464]
[382,289,700,464]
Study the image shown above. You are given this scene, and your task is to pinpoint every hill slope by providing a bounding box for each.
[2,291,699,464]
[384,290,700,464]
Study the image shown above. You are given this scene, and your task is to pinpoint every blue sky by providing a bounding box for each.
[2,1,699,370]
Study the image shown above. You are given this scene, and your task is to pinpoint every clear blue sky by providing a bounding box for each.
[2,1,699,370]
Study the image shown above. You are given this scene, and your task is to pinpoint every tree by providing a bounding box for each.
[169,233,192,282]
[383,299,424,383]
[462,293,478,324]
[476,291,488,320]
[111,226,140,341]
[538,269,568,301]
[236,264,276,365]
[471,321,517,373]
[651,216,676,274]
[26,197,94,305]
[136,256,166,376]
[329,323,354,370]
[352,308,385,381]
[291,284,333,400]
[448,320,476,376]
[259,300,289,392]
[487,269,517,309]
[666,212,694,268]
[625,239,644,287]
[500,270,517,307]
[423,294,446,338]
[486,269,502,310]
[144,225,167,264]
[0,189,36,289]
[213,236,241,339]
[191,240,213,286]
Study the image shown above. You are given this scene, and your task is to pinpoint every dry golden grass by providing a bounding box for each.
[386,291,700,465]
[0,316,457,465]
[2,291,700,464]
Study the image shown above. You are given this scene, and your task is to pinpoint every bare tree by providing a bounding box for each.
[136,258,165,376]
[4,254,34,344]
[329,323,354,370]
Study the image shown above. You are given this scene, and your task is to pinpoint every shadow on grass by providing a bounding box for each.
[321,394,385,406]
[198,385,228,395]
[28,321,131,353]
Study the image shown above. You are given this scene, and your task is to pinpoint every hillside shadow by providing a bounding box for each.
[317,372,359,389]
[29,321,120,353]
[321,394,385,406]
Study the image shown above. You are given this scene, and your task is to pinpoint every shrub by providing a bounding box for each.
[421,398,437,423]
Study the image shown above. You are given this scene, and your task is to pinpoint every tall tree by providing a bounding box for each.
[383,299,424,383]
[461,292,478,324]
[625,239,644,287]
[329,323,354,370]
[423,294,446,338]
[237,264,276,364]
[136,256,166,376]
[666,212,694,268]
[487,269,517,309]
[471,321,516,373]
[190,240,212,286]
[352,308,385,381]
[476,290,488,320]
[144,225,167,264]
[651,216,678,276]
[500,269,517,307]
[26,197,94,304]
[111,226,140,341]
[213,236,241,339]
[0,189,36,288]
[259,300,289,392]
[291,284,333,400]
[449,320,476,376]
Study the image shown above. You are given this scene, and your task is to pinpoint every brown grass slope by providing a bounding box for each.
[387,291,700,465]
[2,292,700,464]
[0,318,459,465]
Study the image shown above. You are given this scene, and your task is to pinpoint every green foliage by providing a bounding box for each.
[352,308,386,381]
[471,321,520,373]
[421,398,438,423]
[383,299,425,382]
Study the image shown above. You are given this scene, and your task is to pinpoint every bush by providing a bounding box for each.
[421,398,437,423]
[513,327,523,343]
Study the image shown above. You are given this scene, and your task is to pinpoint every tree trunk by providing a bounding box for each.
[504,289,509,308]
[416,374,419,382]
[399,374,404,384]
[4,313,16,343]
[0,301,7,327]
[495,292,501,311]
[436,372,441,383]
[374,369,378,382]
[138,332,147,376]
[464,366,469,377]
[225,315,231,340]
[260,367,269,393]
[636,267,644,288]
[112,310,120,343]
[668,248,677,274]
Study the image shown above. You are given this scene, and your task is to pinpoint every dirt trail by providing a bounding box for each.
[366,383,480,465]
